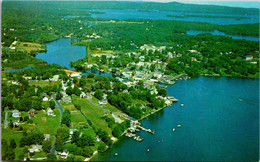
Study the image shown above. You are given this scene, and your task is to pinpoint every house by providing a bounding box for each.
[60,149,69,159]
[44,134,51,141]
[245,55,253,61]
[12,120,19,127]
[29,144,42,153]
[250,61,257,64]
[189,49,197,53]
[28,109,36,116]
[49,75,59,82]
[24,76,32,81]
[46,108,54,116]
[11,81,19,85]
[12,110,21,118]
[95,136,101,142]
[70,72,81,78]
[153,72,163,79]
[60,91,67,97]
[99,99,108,105]
[42,96,49,101]
[69,129,78,135]
[62,96,72,103]
[80,92,86,98]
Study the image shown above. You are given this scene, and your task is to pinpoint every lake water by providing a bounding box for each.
[3,65,33,72]
[36,38,112,77]
[35,38,259,161]
[88,9,259,25]
[187,30,259,42]
[92,76,259,161]
[36,38,86,69]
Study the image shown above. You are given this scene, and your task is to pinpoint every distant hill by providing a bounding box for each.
[3,1,259,15]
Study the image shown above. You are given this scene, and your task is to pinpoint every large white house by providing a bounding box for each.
[29,144,42,153]
[46,108,54,116]
[12,110,21,118]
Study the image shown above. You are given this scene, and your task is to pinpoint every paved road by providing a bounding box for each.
[87,95,110,113]
[52,94,64,125]
[4,110,12,129]
[50,93,64,154]
[50,138,56,154]
[4,111,9,129]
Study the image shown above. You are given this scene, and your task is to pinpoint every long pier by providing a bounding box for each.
[137,125,155,134]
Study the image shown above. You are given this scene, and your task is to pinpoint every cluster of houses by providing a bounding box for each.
[9,40,18,50]
[10,107,56,127]
[86,33,101,40]
[140,44,166,53]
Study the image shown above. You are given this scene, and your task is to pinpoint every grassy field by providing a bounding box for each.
[62,103,87,128]
[31,109,60,135]
[62,103,77,111]
[132,99,148,105]
[92,96,122,113]
[29,80,60,87]
[73,97,112,135]
[17,42,46,53]
[71,111,88,129]
[2,124,26,160]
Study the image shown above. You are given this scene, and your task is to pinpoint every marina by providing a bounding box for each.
[124,122,155,142]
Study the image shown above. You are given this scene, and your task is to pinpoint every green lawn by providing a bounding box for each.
[29,80,60,87]
[62,103,77,111]
[71,111,88,129]
[31,109,60,135]
[1,126,25,160]
[80,127,96,138]
[31,151,47,158]
[73,97,112,135]
[132,99,147,105]
[92,96,122,113]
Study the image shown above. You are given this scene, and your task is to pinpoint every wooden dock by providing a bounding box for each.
[137,125,155,134]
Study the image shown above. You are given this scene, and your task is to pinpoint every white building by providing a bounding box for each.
[12,110,21,118]
[46,108,54,116]
[29,144,42,153]
[43,97,49,101]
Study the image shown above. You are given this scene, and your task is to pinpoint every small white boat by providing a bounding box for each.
[177,125,181,128]
[147,149,150,152]
[115,153,118,156]
[172,128,175,132]
[181,104,184,107]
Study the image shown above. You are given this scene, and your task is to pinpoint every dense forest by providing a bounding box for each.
[2,1,259,48]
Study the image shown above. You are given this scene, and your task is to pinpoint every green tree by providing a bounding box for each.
[73,87,81,96]
[87,73,95,78]
[49,100,56,109]
[61,110,71,127]
[94,89,103,100]
[47,153,56,161]
[97,141,107,153]
[56,92,62,100]
[158,88,167,97]
[83,146,94,158]
[112,125,123,138]
[66,87,73,96]
[71,131,80,143]
[42,139,52,153]
[10,139,17,149]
